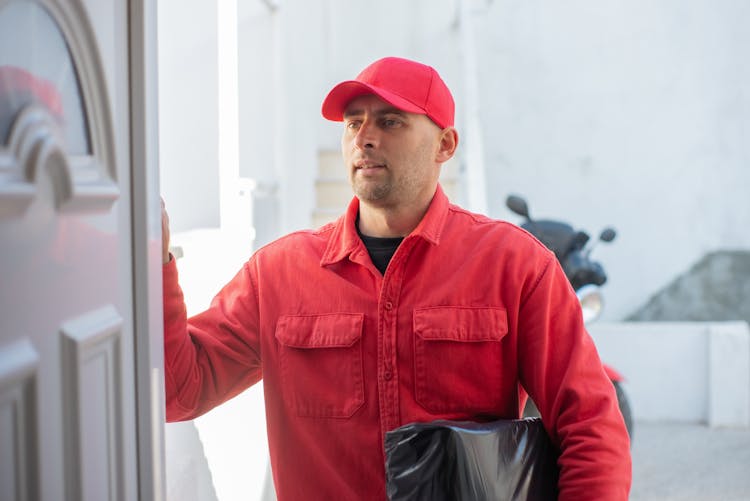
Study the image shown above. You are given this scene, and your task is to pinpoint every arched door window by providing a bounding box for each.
[0,1,89,154]
[0,0,117,216]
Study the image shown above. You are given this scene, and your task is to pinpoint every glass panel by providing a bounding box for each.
[0,1,90,154]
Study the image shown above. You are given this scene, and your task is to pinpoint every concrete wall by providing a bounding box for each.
[590,322,750,427]
[629,250,750,323]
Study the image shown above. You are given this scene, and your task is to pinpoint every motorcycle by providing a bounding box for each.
[506,194,634,440]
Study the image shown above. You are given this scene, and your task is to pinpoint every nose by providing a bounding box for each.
[353,119,378,150]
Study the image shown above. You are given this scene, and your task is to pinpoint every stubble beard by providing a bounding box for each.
[352,176,393,203]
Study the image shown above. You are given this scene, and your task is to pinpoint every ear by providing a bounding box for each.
[436,127,459,164]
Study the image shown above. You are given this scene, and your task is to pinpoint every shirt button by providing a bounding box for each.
[384,301,393,310]
[383,370,393,380]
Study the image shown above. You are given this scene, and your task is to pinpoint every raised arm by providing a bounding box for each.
[160,198,262,421]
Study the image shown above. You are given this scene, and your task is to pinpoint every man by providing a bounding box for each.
[162,56,631,500]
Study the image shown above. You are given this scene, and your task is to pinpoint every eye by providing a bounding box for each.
[345,120,361,131]
[381,117,402,128]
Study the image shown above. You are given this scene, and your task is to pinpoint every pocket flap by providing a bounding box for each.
[414,307,508,342]
[275,313,364,348]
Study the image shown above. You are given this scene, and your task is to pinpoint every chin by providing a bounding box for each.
[355,189,391,204]
[353,180,388,200]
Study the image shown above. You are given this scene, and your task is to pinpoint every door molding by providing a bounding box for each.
[0,339,40,501]
[61,305,125,501]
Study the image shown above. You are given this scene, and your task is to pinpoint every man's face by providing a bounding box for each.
[341,94,444,209]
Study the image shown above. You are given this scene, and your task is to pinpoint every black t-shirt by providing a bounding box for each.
[358,231,404,275]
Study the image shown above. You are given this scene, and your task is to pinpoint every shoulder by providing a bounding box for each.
[250,222,337,265]
[257,224,333,253]
[445,203,551,255]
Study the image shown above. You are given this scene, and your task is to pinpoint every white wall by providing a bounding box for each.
[158,0,220,233]
[473,0,750,319]
[164,422,219,501]
[590,322,750,427]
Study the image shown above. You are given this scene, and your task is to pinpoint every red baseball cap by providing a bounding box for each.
[321,57,455,129]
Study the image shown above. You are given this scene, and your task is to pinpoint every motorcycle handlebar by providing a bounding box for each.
[563,253,607,290]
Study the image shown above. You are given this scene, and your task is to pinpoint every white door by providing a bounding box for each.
[0,1,163,500]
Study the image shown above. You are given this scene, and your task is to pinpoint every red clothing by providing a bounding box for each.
[163,185,631,500]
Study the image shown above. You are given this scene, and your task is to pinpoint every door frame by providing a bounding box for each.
[129,1,166,499]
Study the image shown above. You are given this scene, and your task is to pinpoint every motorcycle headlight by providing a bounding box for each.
[577,284,603,324]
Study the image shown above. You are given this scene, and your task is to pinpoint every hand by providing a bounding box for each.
[161,197,171,264]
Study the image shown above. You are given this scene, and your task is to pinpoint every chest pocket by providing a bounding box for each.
[275,313,365,418]
[413,306,508,413]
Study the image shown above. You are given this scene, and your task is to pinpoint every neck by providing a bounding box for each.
[357,197,432,238]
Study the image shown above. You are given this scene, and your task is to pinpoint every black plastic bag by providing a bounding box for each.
[384,417,559,501]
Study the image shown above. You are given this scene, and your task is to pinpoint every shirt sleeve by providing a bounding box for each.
[517,254,632,500]
[162,258,262,421]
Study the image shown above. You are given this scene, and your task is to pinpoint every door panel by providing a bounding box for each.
[61,306,125,501]
[0,1,142,500]
[0,339,39,501]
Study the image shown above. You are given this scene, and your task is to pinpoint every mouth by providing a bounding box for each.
[354,159,386,171]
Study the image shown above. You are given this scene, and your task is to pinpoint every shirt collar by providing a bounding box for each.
[320,184,449,267]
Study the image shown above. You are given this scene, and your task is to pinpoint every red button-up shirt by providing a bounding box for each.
[163,185,631,500]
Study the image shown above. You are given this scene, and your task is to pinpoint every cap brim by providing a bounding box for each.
[321,80,426,121]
